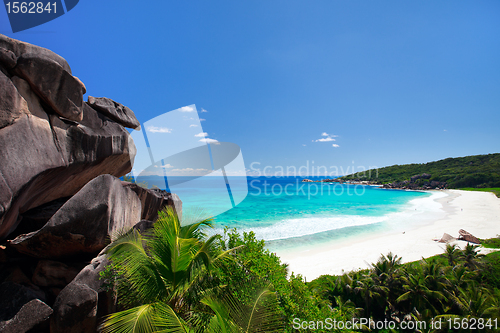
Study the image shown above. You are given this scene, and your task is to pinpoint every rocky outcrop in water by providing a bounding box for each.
[0,34,181,332]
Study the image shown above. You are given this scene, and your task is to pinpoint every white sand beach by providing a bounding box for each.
[278,190,500,280]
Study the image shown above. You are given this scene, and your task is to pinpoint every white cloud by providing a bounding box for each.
[162,164,174,168]
[314,132,339,142]
[302,144,306,146]
[147,126,172,133]
[199,138,218,143]
[332,144,340,148]
[170,168,210,175]
[315,137,336,142]
[179,106,195,112]
[172,168,194,172]
[200,118,206,122]
[195,132,208,138]
[201,108,208,113]
[190,124,198,128]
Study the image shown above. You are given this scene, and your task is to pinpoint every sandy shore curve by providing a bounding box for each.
[277,190,500,280]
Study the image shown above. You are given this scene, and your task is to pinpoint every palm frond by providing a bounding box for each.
[100,304,157,333]
[153,302,194,333]
[239,287,284,333]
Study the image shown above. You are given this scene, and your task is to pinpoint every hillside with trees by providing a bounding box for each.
[340,153,500,189]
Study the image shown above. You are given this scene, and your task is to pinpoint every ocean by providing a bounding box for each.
[136,176,443,253]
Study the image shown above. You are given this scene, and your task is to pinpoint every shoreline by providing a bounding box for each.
[276,189,500,280]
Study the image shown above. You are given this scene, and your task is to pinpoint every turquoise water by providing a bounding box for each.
[213,177,431,251]
[137,176,431,251]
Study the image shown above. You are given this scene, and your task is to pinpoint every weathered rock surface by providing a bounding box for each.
[51,255,111,333]
[133,219,155,234]
[32,260,81,288]
[0,47,17,69]
[13,197,69,238]
[0,35,184,333]
[88,96,140,129]
[15,53,85,121]
[0,299,53,333]
[438,233,456,243]
[0,34,71,73]
[0,281,45,321]
[0,101,136,241]
[9,175,141,258]
[0,33,137,241]
[458,229,481,244]
[51,282,98,333]
[0,70,29,129]
[123,182,182,221]
[3,266,46,300]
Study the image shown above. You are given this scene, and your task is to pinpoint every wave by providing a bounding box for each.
[232,191,448,241]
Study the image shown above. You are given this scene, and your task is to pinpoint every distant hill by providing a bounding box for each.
[340,153,500,189]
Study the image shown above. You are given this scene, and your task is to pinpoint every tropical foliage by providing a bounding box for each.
[100,209,284,333]
[310,241,500,331]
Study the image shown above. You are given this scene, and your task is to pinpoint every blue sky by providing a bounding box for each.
[2,1,499,176]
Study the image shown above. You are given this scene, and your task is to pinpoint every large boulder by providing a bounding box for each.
[0,79,136,241]
[0,34,71,73]
[122,182,182,221]
[0,47,17,69]
[0,71,29,129]
[87,96,140,129]
[32,260,81,288]
[0,35,138,241]
[51,282,98,333]
[9,175,142,258]
[51,255,111,333]
[0,299,53,333]
[14,53,85,121]
[0,281,45,321]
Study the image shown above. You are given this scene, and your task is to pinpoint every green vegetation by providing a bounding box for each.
[214,228,351,332]
[100,209,283,333]
[482,236,500,249]
[461,187,500,198]
[102,216,500,332]
[122,174,148,188]
[340,153,500,188]
[310,243,500,331]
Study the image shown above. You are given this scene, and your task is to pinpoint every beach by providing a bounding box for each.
[277,189,500,280]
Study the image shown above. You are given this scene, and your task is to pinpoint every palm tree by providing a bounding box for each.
[436,283,497,332]
[371,252,402,283]
[331,295,362,320]
[450,283,494,318]
[397,266,446,320]
[446,265,472,292]
[421,259,448,294]
[370,253,404,317]
[444,244,461,267]
[354,274,388,318]
[100,208,283,333]
[462,243,484,270]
